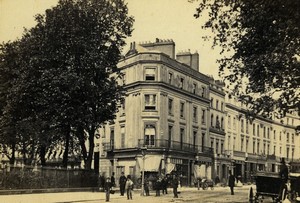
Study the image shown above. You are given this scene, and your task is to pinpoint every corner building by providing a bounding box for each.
[100,39,214,186]
[100,39,300,186]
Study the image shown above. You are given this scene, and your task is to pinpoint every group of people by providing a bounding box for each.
[101,172,133,202]
[102,172,180,201]
[147,175,169,196]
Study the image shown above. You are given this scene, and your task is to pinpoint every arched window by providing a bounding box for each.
[211,114,214,127]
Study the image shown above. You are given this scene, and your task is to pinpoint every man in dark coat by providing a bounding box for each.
[119,172,126,196]
[104,177,112,202]
[161,176,168,194]
[279,158,289,200]
[155,177,161,196]
[172,175,179,198]
[228,171,235,195]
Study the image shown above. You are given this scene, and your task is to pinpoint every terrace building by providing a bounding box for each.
[99,38,300,186]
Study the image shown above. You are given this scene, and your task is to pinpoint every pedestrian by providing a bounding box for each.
[155,176,161,196]
[162,176,168,195]
[119,172,127,196]
[104,177,112,202]
[228,171,235,195]
[279,158,289,200]
[111,172,116,186]
[125,175,134,200]
[144,175,150,196]
[172,175,179,198]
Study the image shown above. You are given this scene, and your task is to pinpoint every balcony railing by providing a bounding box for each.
[103,139,213,155]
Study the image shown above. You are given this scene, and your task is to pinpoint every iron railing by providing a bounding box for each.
[103,139,213,155]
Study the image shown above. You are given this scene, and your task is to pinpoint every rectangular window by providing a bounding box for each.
[180,102,185,118]
[168,98,173,115]
[202,87,206,97]
[179,77,184,89]
[110,128,115,149]
[228,115,231,129]
[145,125,155,146]
[192,83,197,94]
[202,109,206,124]
[144,94,156,110]
[145,68,156,81]
[287,133,289,142]
[246,120,249,134]
[253,124,256,136]
[168,72,173,84]
[180,128,185,149]
[193,106,198,122]
[241,119,244,133]
[168,125,173,148]
[121,126,125,148]
[216,100,219,110]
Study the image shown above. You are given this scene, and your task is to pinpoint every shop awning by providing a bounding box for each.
[137,155,162,172]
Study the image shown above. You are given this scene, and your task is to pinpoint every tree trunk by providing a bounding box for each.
[40,143,46,166]
[86,128,95,170]
[62,125,71,168]
[76,125,88,168]
[9,143,16,165]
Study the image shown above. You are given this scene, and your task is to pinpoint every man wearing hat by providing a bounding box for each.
[104,177,112,202]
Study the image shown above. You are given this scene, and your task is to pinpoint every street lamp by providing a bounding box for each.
[140,147,147,196]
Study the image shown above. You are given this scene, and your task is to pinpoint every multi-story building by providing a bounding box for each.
[100,39,214,186]
[226,96,300,182]
[99,38,300,186]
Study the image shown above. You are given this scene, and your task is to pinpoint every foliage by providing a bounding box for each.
[0,0,133,168]
[194,0,300,118]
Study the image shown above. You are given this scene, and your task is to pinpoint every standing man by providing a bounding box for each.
[279,158,289,200]
[111,172,116,187]
[104,177,112,202]
[162,176,168,195]
[172,175,178,198]
[144,175,150,196]
[228,171,235,195]
[119,172,126,196]
[125,175,134,200]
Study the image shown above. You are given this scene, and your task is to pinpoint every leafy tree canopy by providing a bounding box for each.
[0,0,133,167]
[194,0,300,118]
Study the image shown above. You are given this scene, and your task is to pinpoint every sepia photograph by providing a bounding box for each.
[0,0,299,202]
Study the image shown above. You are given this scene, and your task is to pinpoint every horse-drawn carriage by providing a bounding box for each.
[249,172,300,203]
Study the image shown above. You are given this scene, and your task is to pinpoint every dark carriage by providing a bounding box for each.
[249,172,283,203]
[249,172,300,203]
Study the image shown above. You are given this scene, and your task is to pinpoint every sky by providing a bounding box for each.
[0,0,221,78]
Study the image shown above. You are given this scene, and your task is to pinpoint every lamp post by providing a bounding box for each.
[140,147,147,196]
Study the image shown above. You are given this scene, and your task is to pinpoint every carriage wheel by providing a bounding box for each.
[202,183,208,190]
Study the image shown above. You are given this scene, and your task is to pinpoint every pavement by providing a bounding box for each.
[0,185,255,203]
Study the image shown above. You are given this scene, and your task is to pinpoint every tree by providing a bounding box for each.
[194,0,300,118]
[0,0,133,169]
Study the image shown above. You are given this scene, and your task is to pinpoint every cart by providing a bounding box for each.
[194,178,214,190]
[249,172,300,203]
[249,172,282,203]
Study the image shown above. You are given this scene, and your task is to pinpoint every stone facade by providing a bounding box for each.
[99,39,300,186]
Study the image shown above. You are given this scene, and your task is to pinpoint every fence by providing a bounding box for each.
[0,166,98,190]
